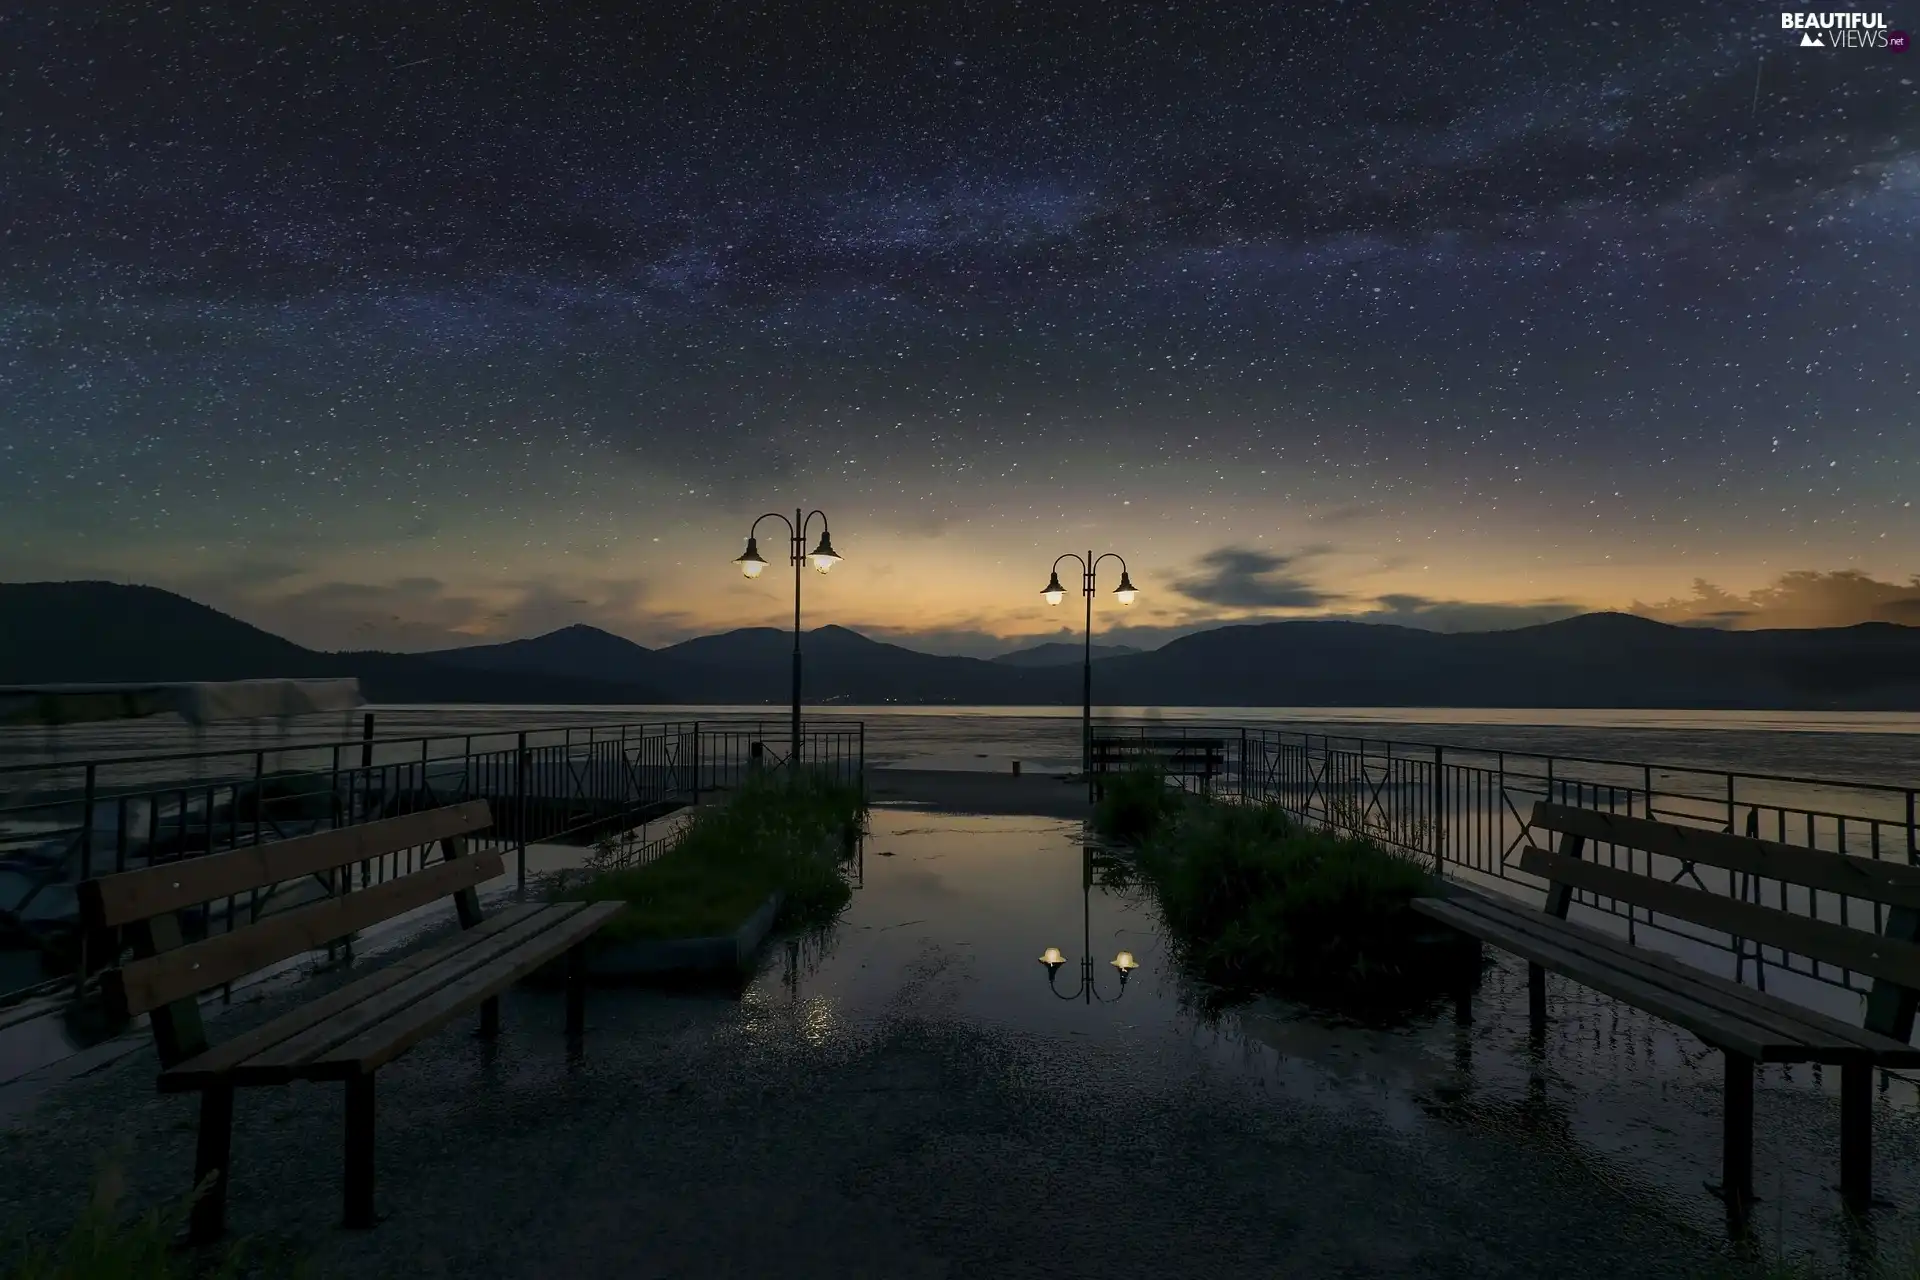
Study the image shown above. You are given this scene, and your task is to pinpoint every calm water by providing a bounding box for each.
[787,809,1920,1258]
[4,704,1918,787]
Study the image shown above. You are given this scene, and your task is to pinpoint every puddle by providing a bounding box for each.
[741,806,1920,1259]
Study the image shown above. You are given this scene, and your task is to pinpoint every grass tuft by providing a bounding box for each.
[561,768,865,942]
[3,1163,295,1279]
[1099,783,1475,1014]
[1090,767,1189,842]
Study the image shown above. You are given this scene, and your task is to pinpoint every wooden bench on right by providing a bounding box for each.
[1413,801,1920,1218]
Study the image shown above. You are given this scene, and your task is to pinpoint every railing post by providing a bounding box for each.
[74,762,98,999]
[360,712,374,770]
[515,731,529,894]
[1908,790,1916,867]
[691,721,702,806]
[1431,745,1444,875]
[79,762,97,882]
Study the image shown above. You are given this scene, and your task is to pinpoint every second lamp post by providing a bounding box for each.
[1042,551,1137,796]
[734,509,841,762]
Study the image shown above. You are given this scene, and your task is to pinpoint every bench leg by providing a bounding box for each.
[1527,962,1547,1041]
[1721,1052,1755,1220]
[1841,1060,1873,1213]
[479,995,500,1038]
[188,1082,234,1245]
[566,943,587,1040]
[342,1074,377,1229]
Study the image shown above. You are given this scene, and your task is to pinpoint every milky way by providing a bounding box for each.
[2,2,1916,655]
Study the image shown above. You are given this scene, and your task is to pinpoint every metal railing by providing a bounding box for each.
[1091,720,1918,1022]
[0,716,865,1005]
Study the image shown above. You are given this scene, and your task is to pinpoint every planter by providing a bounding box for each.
[585,890,785,980]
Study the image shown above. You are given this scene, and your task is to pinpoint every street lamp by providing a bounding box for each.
[1041,551,1137,798]
[1039,846,1140,1004]
[735,509,840,763]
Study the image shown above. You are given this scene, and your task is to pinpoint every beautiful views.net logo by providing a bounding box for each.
[1780,11,1908,48]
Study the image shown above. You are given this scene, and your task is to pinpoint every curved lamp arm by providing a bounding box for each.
[735,511,796,578]
[1092,552,1137,605]
[1042,552,1088,604]
[1041,950,1137,1002]
[748,511,796,543]
[1045,967,1131,1003]
[801,509,840,572]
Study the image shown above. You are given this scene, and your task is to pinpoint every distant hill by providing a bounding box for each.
[991,641,1144,667]
[653,625,1067,703]
[1089,613,1920,709]
[425,624,684,690]
[7,583,1920,710]
[0,582,671,705]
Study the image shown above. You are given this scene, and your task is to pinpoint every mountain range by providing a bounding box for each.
[5,580,1920,710]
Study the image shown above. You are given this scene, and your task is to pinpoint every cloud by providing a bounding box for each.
[1354,594,1587,633]
[1171,545,1342,610]
[1630,571,1920,630]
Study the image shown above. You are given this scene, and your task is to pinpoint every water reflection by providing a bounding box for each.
[739,805,1920,1261]
[1038,846,1139,1004]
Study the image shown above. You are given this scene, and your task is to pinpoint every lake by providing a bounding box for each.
[6,704,1917,788]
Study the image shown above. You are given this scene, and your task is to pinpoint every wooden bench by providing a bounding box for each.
[78,799,623,1243]
[1091,736,1226,796]
[1413,801,1920,1218]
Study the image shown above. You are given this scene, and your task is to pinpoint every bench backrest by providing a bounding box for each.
[80,800,495,1065]
[1091,738,1225,775]
[1522,801,1920,1040]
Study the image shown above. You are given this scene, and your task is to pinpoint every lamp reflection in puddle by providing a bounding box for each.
[1039,847,1140,1004]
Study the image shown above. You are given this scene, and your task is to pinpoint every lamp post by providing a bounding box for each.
[1039,846,1139,1004]
[1041,551,1137,799]
[735,509,841,764]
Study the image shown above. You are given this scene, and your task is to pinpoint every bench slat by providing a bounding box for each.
[300,902,625,1079]
[1415,897,1779,1060]
[1519,846,1920,994]
[231,903,596,1082]
[81,801,494,928]
[1528,802,1920,911]
[104,850,504,1019]
[157,903,548,1092]
[1427,889,1919,1059]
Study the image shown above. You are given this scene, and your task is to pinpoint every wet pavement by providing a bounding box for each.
[2,808,1915,1276]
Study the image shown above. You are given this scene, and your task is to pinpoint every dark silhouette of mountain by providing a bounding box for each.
[657,625,1064,703]
[7,583,1920,709]
[425,624,686,690]
[0,581,323,682]
[991,641,1143,666]
[1091,613,1920,709]
[0,582,670,706]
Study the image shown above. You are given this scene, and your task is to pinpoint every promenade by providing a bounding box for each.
[0,807,1756,1279]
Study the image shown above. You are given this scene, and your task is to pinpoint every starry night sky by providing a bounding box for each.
[3,2,1916,657]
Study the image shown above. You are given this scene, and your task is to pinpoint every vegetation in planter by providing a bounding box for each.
[558,769,865,944]
[1090,767,1189,842]
[1122,798,1476,1014]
